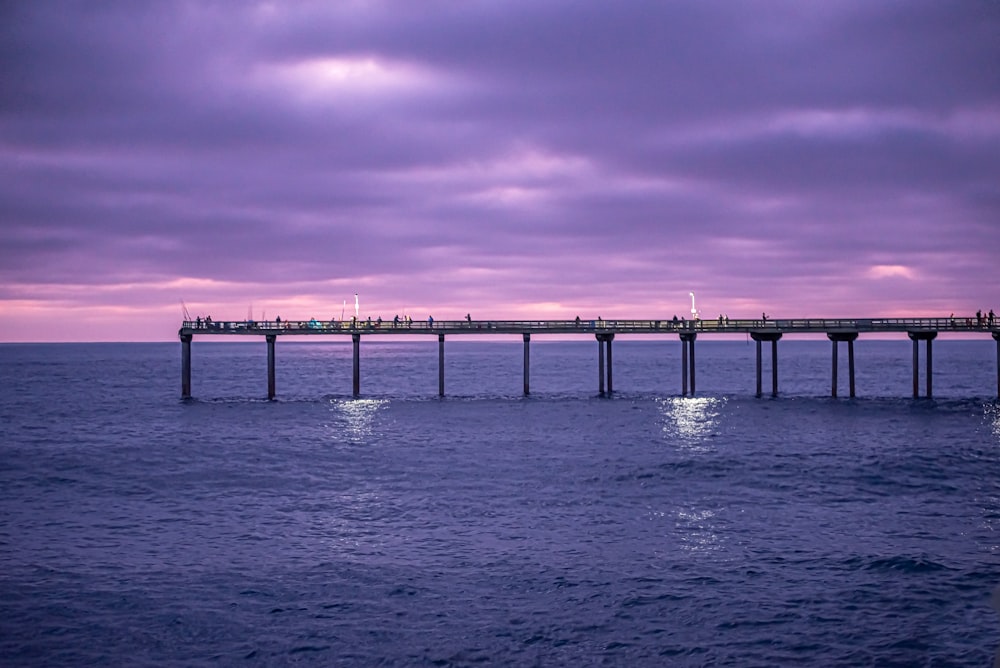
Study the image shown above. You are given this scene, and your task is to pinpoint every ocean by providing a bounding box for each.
[1,338,999,666]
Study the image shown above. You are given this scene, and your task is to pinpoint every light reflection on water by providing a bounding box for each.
[321,399,391,554]
[988,403,1000,442]
[658,396,726,450]
[651,398,729,554]
[647,505,726,556]
[327,398,388,440]
[675,506,725,554]
[316,487,385,556]
[980,406,1000,554]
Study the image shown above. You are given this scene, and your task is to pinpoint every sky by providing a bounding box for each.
[1,1,999,342]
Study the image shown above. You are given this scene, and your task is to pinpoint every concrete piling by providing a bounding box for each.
[994,332,1000,398]
[181,334,192,399]
[266,334,276,400]
[827,332,858,398]
[596,333,614,395]
[523,333,530,396]
[352,333,361,397]
[680,332,697,395]
[750,332,782,397]
[907,331,937,398]
[438,333,445,397]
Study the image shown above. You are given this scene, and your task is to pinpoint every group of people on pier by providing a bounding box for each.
[949,309,996,328]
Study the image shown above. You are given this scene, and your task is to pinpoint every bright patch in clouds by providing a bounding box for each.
[402,147,592,184]
[395,146,593,208]
[674,107,997,146]
[467,185,547,207]
[258,56,455,100]
[868,265,915,279]
[767,108,920,139]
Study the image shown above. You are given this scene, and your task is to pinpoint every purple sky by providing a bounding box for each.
[2,1,998,342]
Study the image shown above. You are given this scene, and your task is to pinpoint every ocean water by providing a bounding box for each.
[1,338,999,666]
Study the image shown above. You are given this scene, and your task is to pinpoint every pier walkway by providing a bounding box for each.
[179,316,1000,400]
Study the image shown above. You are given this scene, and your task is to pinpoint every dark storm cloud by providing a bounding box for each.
[1,1,998,338]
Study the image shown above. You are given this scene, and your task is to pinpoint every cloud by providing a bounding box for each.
[867,265,916,280]
[0,0,998,340]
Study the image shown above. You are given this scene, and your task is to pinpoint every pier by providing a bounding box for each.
[179,317,1000,400]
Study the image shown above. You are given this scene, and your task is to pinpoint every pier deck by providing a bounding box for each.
[180,316,996,337]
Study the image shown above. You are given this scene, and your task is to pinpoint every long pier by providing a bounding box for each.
[179,317,1000,400]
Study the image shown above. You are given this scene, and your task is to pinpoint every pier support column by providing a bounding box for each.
[994,332,1000,399]
[832,340,838,397]
[607,334,614,394]
[907,331,937,398]
[849,339,856,398]
[927,336,933,398]
[755,338,762,397]
[438,334,445,397]
[680,333,697,396]
[598,336,605,395]
[352,333,361,397]
[180,333,192,399]
[750,332,782,397]
[266,334,276,400]
[596,333,614,395]
[771,339,779,397]
[827,332,859,398]
[523,333,530,396]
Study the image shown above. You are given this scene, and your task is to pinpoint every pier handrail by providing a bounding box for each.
[180,316,998,336]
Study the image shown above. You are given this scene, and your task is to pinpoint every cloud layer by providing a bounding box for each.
[2,1,998,340]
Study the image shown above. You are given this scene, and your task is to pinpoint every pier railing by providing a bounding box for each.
[180,316,998,336]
